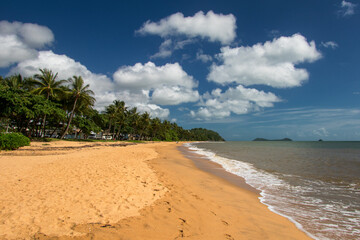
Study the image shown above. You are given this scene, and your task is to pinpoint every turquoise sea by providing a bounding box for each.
[185,141,360,240]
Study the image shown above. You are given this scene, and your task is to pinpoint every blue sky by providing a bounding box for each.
[1,0,359,140]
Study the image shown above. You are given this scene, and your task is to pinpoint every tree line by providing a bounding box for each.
[0,69,225,141]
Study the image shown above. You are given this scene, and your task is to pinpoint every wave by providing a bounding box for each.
[183,142,360,240]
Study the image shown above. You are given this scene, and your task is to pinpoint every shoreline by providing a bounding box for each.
[0,141,312,239]
[178,145,261,194]
[180,142,317,240]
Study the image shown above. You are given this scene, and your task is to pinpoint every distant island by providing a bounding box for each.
[253,138,293,141]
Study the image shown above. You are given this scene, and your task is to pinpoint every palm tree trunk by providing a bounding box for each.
[116,124,122,140]
[61,97,78,139]
[107,118,112,134]
[41,115,47,137]
[41,92,50,137]
[50,126,58,138]
[112,123,117,139]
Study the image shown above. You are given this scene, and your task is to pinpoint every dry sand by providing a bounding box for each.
[0,141,166,239]
[0,141,312,239]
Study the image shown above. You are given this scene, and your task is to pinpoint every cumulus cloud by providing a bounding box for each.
[113,61,199,110]
[151,86,200,105]
[150,39,173,59]
[196,49,213,63]
[0,35,38,67]
[208,34,321,88]
[150,38,195,59]
[2,21,200,119]
[0,21,54,67]
[321,41,338,49]
[135,103,170,119]
[190,85,281,120]
[340,0,356,16]
[137,11,236,45]
[113,62,196,90]
[98,90,170,118]
[9,51,174,118]
[10,50,114,108]
[0,21,54,48]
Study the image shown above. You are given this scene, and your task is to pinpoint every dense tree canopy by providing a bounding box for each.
[0,69,225,141]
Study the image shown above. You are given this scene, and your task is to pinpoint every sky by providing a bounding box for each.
[1,0,359,141]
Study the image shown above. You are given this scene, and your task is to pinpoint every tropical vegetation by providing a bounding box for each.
[0,132,30,150]
[0,69,225,142]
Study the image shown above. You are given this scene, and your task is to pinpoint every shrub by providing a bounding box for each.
[0,133,30,150]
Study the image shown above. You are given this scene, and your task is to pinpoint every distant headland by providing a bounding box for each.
[253,138,293,141]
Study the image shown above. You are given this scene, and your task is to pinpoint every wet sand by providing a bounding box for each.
[0,141,311,239]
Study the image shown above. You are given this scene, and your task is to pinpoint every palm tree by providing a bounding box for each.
[112,100,127,139]
[105,104,116,136]
[139,112,151,140]
[30,69,67,136]
[60,76,95,139]
[128,107,140,140]
[150,117,161,140]
[6,74,24,89]
[31,69,67,100]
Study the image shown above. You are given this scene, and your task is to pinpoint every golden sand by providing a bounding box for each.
[0,141,166,239]
[0,141,311,239]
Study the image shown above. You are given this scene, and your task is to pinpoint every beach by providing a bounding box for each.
[0,141,311,239]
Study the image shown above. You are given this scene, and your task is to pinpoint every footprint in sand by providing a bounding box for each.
[222,220,229,226]
[225,234,234,240]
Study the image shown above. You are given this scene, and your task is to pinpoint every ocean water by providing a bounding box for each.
[184,141,360,240]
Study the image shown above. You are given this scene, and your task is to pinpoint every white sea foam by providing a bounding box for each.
[184,142,360,240]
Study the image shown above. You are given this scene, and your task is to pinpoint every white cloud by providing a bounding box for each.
[196,49,213,63]
[8,52,167,118]
[321,41,338,49]
[137,11,236,45]
[340,0,356,16]
[113,61,199,107]
[0,21,54,48]
[0,21,54,67]
[174,39,195,49]
[150,38,196,59]
[191,85,281,120]
[135,103,170,119]
[9,51,173,118]
[113,61,198,94]
[208,34,321,88]
[0,35,38,67]
[150,39,173,59]
[151,86,200,105]
[10,50,114,108]
[100,90,171,119]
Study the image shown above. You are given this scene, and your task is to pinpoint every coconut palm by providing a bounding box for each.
[6,74,24,89]
[112,100,127,139]
[30,69,67,136]
[128,107,140,139]
[150,117,161,140]
[105,104,116,135]
[139,112,151,140]
[31,69,67,99]
[61,76,95,139]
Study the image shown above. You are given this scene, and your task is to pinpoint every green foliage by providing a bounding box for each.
[1,70,225,142]
[189,128,225,141]
[0,133,30,150]
[73,115,101,137]
[0,85,66,136]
